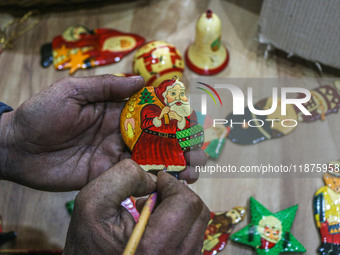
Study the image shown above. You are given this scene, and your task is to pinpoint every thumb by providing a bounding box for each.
[63,74,145,104]
[75,159,157,217]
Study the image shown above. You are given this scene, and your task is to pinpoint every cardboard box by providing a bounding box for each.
[258,0,340,70]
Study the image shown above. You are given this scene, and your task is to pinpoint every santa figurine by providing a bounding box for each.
[129,77,200,177]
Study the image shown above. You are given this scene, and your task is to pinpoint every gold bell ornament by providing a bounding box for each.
[185,10,229,75]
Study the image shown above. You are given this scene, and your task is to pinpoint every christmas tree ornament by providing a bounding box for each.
[185,10,229,75]
[41,25,145,74]
[314,161,340,255]
[120,77,204,174]
[226,97,298,145]
[202,207,246,255]
[133,41,185,87]
[230,197,306,255]
[295,84,340,122]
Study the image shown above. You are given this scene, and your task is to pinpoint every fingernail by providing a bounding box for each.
[129,76,143,79]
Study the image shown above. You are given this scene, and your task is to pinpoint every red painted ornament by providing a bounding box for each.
[41,25,145,74]
[121,77,204,173]
[202,207,246,255]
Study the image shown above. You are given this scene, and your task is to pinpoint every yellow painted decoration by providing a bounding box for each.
[314,166,340,254]
[133,41,185,87]
[185,10,229,75]
[64,50,90,74]
[127,123,135,138]
[55,45,70,58]
[120,87,164,150]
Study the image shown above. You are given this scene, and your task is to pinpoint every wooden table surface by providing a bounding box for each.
[0,0,338,254]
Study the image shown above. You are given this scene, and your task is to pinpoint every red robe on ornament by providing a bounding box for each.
[259,238,276,249]
[131,104,186,169]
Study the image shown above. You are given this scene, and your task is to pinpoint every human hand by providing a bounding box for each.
[0,75,144,191]
[0,75,207,191]
[63,159,210,255]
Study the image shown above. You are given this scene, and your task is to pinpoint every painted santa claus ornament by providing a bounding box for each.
[120,77,204,175]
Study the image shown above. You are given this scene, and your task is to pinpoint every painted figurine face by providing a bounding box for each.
[164,83,191,118]
[62,25,89,42]
[257,216,282,244]
[226,207,246,224]
[165,84,188,104]
[323,172,340,193]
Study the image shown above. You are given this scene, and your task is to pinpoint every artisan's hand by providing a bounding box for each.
[63,159,210,255]
[0,75,144,191]
[0,75,206,190]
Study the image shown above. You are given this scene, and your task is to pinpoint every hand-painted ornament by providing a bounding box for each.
[295,84,340,122]
[41,25,145,74]
[121,77,204,173]
[196,111,230,159]
[230,197,306,255]
[202,207,246,255]
[133,41,185,87]
[314,161,340,255]
[121,197,140,222]
[227,97,298,145]
[65,197,140,222]
[185,10,229,75]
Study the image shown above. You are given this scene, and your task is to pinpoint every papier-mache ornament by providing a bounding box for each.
[295,83,340,122]
[121,77,204,176]
[196,111,230,159]
[185,10,229,75]
[314,161,340,255]
[202,207,246,255]
[41,25,145,74]
[133,41,185,87]
[65,197,140,222]
[226,97,298,145]
[230,197,306,255]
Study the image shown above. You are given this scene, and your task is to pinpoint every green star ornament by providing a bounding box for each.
[230,197,306,255]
